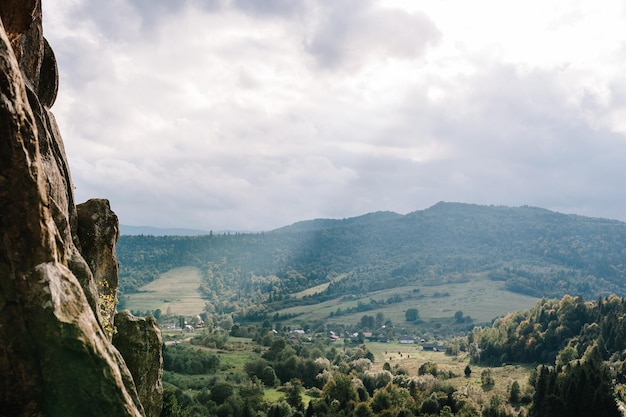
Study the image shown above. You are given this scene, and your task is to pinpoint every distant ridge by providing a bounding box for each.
[120,225,211,236]
[272,210,403,233]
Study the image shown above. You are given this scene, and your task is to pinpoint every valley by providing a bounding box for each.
[125,266,207,316]
[126,267,539,327]
[116,203,626,416]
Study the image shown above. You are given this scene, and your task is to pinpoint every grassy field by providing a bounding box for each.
[292,273,350,299]
[125,266,206,316]
[277,274,538,326]
[263,388,316,406]
[365,340,532,402]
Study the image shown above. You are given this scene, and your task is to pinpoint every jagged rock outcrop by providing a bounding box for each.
[114,311,164,417]
[76,198,121,339]
[0,2,162,416]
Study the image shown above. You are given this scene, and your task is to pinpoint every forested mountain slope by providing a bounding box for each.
[117,202,626,309]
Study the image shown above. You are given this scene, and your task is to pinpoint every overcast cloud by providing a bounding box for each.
[41,0,626,231]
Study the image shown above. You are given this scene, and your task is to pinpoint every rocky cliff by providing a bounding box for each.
[0,2,162,416]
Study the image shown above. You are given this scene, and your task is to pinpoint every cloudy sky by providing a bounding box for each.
[42,0,626,231]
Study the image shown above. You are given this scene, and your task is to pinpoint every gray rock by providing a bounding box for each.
[0,2,162,416]
[77,198,121,339]
[114,311,164,417]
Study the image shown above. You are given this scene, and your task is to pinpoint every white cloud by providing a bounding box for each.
[42,0,626,230]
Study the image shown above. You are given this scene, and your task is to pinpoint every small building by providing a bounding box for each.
[192,315,205,328]
[377,334,388,343]
[422,343,445,352]
[399,335,415,344]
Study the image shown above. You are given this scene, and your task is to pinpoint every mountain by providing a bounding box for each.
[116,202,626,313]
[120,224,211,236]
[272,211,403,233]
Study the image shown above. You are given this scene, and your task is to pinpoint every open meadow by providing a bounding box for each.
[277,273,539,326]
[125,266,206,316]
[365,340,532,401]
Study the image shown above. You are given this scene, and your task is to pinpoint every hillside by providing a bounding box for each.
[117,202,626,318]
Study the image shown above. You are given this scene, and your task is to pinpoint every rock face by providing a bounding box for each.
[76,198,121,339]
[114,311,164,417]
[0,2,162,416]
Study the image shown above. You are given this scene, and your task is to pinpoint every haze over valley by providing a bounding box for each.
[118,202,626,324]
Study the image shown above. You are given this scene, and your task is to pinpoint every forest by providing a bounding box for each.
[111,203,626,416]
[118,202,626,318]
[157,295,626,417]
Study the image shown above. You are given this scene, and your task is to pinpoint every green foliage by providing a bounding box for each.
[508,380,521,403]
[454,310,464,323]
[162,344,220,375]
[405,308,419,322]
[370,389,393,413]
[190,329,229,349]
[160,386,185,417]
[481,369,495,388]
[529,346,621,417]
[418,361,438,377]
[152,267,626,417]
[117,203,626,320]
[322,373,358,408]
[210,381,234,405]
[481,394,513,417]
[286,379,304,411]
[471,294,626,366]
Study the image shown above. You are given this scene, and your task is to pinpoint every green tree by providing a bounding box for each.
[481,369,494,388]
[267,401,292,417]
[375,312,385,328]
[418,361,438,376]
[360,315,375,329]
[556,346,578,368]
[509,380,521,404]
[440,405,453,417]
[261,365,278,387]
[371,390,393,414]
[464,364,472,377]
[323,374,357,408]
[454,310,464,323]
[354,402,374,417]
[161,387,184,417]
[482,394,509,417]
[421,395,439,415]
[405,308,419,322]
[529,347,621,417]
[286,379,304,411]
[211,382,234,405]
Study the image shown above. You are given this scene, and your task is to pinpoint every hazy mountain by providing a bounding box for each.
[120,224,211,236]
[117,202,626,303]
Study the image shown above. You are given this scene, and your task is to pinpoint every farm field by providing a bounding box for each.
[277,274,539,326]
[365,340,532,401]
[125,266,206,316]
[291,273,350,299]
